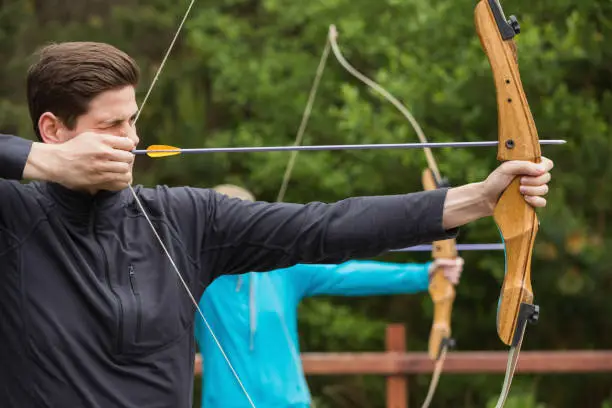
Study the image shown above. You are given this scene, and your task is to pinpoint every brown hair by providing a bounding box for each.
[27,42,140,140]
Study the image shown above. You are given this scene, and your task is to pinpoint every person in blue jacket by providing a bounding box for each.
[195,184,465,408]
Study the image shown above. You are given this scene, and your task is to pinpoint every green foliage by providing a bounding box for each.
[1,0,611,407]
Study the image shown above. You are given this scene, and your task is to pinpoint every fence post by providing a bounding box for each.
[386,324,408,408]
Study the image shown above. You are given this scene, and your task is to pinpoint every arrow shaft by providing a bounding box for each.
[391,243,505,252]
[134,140,565,155]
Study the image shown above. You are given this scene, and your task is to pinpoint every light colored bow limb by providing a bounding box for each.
[328,24,452,408]
[327,24,442,183]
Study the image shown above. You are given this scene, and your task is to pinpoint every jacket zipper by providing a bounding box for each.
[128,264,142,343]
[92,202,125,354]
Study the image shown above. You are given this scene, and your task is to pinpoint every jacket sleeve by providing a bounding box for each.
[291,260,432,300]
[164,186,458,285]
[0,134,32,181]
[0,135,36,235]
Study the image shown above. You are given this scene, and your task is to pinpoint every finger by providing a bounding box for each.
[524,195,547,208]
[434,259,459,267]
[104,149,136,164]
[540,157,554,171]
[445,272,459,285]
[520,184,549,197]
[502,160,549,177]
[108,175,133,190]
[95,161,132,175]
[101,134,137,151]
[95,169,132,186]
[520,171,551,187]
[442,258,464,269]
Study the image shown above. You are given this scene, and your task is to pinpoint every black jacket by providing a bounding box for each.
[0,134,457,407]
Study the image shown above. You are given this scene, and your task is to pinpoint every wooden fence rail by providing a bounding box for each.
[194,324,612,407]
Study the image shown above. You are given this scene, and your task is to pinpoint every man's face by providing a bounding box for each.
[36,85,140,193]
[66,85,140,146]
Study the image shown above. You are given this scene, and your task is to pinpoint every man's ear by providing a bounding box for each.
[38,112,66,144]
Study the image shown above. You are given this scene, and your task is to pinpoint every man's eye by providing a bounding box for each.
[98,124,116,131]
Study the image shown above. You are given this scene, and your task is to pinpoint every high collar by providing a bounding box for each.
[42,182,126,219]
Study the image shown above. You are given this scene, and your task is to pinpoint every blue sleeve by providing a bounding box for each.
[291,260,432,299]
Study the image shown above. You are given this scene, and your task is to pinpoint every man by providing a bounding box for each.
[195,184,465,408]
[0,41,552,408]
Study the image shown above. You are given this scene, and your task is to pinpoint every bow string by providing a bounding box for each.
[126,0,258,406]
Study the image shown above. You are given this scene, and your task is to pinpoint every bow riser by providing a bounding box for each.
[475,1,541,163]
[475,0,541,346]
[423,168,458,360]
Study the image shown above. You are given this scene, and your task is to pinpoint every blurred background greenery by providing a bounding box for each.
[1,0,611,406]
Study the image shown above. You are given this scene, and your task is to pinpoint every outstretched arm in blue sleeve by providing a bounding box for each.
[291,260,433,300]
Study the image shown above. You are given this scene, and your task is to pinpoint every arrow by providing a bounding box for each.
[391,243,504,252]
[134,140,566,157]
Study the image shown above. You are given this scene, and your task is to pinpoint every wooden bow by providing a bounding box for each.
[422,169,458,361]
[475,0,541,405]
[475,0,541,348]
[419,168,458,408]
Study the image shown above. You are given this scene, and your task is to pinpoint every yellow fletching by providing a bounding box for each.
[146,145,181,158]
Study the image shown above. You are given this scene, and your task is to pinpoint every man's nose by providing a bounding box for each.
[119,123,139,146]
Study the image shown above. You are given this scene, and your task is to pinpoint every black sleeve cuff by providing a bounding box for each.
[0,134,33,180]
[415,187,460,243]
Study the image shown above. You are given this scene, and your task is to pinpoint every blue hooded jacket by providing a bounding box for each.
[194,260,432,407]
